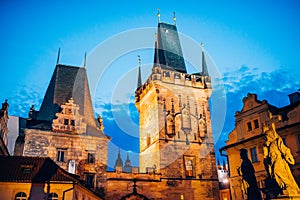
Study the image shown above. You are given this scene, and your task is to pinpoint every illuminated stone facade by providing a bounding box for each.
[127,21,219,199]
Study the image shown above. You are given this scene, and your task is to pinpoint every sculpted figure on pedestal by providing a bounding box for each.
[263,124,299,196]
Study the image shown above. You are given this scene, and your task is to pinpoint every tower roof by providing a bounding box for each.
[36,64,96,128]
[114,149,123,168]
[154,22,187,73]
[201,44,209,76]
[137,55,142,89]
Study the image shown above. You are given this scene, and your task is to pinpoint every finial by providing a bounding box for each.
[137,55,142,89]
[138,55,141,66]
[84,52,87,68]
[173,12,176,25]
[201,42,204,50]
[157,8,161,23]
[56,48,61,65]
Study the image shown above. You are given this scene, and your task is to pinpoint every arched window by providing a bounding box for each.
[48,192,58,200]
[15,192,27,200]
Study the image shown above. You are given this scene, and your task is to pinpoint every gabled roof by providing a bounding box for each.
[154,22,187,73]
[0,156,78,182]
[0,156,104,199]
[36,64,96,128]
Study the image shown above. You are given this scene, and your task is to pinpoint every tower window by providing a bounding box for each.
[57,150,65,162]
[247,122,252,131]
[147,134,151,146]
[184,156,196,178]
[86,174,94,187]
[64,119,69,125]
[71,120,75,126]
[88,153,95,163]
[250,147,258,163]
[15,192,27,200]
[254,119,259,129]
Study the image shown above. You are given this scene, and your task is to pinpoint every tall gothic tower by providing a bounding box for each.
[135,22,217,181]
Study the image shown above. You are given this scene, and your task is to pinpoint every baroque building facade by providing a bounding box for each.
[220,92,300,200]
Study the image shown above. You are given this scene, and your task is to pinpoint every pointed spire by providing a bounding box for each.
[114,148,123,169]
[137,55,142,89]
[125,153,131,166]
[201,43,209,76]
[157,8,161,23]
[56,48,60,65]
[154,32,160,66]
[173,12,176,25]
[84,52,87,68]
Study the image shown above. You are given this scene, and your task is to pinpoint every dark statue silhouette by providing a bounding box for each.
[238,148,262,200]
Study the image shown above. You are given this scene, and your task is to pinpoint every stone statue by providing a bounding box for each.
[237,148,262,200]
[263,125,299,196]
[97,114,104,130]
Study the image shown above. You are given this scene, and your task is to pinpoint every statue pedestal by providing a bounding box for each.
[270,195,300,200]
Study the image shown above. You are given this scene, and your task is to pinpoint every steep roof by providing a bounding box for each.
[154,22,187,73]
[36,64,96,128]
[114,149,123,168]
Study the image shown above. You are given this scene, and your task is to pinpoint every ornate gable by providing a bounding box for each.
[238,93,265,114]
[52,98,87,134]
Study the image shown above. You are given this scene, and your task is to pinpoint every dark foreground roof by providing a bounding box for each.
[0,156,78,182]
[0,156,104,199]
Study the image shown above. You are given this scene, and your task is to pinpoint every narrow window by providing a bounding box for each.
[86,174,94,187]
[250,147,258,163]
[15,192,27,200]
[48,192,58,200]
[64,119,69,125]
[254,119,259,129]
[57,150,65,162]
[247,122,252,131]
[88,153,95,164]
[71,120,75,126]
[147,134,151,146]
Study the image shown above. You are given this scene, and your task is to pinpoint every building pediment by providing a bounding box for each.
[237,93,266,114]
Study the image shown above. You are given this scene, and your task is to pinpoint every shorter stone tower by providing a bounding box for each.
[14,56,109,197]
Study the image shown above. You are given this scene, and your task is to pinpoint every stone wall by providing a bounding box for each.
[23,128,108,190]
[106,172,219,200]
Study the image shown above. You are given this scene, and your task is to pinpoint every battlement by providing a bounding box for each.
[135,67,211,103]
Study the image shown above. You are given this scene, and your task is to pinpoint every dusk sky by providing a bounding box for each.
[1,0,300,169]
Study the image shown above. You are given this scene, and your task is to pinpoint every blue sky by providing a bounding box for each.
[1,0,300,169]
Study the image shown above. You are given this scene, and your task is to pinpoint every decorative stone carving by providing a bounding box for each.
[52,98,86,134]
